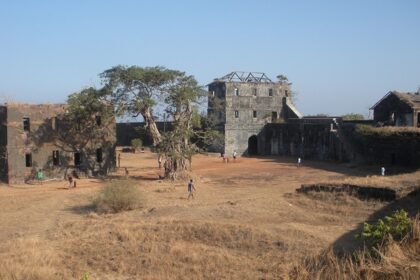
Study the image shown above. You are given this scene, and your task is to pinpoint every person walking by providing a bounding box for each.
[187,179,196,200]
[67,176,76,189]
[233,150,237,162]
[297,157,302,167]
[381,167,385,176]
[36,169,44,185]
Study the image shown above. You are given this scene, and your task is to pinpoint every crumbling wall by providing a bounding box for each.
[116,121,173,147]
[5,104,116,184]
[341,124,420,166]
[261,121,344,160]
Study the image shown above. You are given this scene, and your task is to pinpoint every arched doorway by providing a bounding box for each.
[248,135,258,155]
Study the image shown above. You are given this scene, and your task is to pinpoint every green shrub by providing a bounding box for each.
[357,209,412,247]
[131,138,143,150]
[93,180,143,213]
[342,113,364,120]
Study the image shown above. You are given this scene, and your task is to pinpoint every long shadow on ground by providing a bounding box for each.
[249,155,418,177]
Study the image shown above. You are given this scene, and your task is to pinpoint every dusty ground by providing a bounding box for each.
[0,151,418,279]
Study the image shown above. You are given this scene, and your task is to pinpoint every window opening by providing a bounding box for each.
[74,152,81,166]
[96,148,103,163]
[25,153,32,167]
[52,150,60,166]
[23,117,30,132]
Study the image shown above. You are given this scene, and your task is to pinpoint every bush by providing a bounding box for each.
[131,138,143,150]
[357,209,412,247]
[93,180,143,213]
[290,215,419,279]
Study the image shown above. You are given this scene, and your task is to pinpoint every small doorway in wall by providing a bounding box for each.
[248,135,258,155]
[272,111,278,122]
[74,152,81,166]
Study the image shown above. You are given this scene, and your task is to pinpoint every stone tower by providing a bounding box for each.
[208,71,301,156]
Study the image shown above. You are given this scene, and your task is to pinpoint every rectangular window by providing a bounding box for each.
[268,89,273,96]
[252,88,257,96]
[234,88,239,96]
[285,90,289,97]
[74,152,81,166]
[25,153,32,167]
[95,115,102,126]
[23,117,30,132]
[52,150,60,166]
[96,148,103,163]
[235,110,239,118]
[253,110,257,118]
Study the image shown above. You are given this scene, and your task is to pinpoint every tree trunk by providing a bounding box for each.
[142,107,162,146]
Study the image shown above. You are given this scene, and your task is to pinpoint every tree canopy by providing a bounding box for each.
[100,65,180,146]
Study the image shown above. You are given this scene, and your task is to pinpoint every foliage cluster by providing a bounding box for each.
[342,113,364,120]
[291,213,419,279]
[357,209,412,247]
[131,138,143,150]
[355,124,420,138]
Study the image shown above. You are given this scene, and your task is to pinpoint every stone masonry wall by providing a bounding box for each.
[223,81,289,156]
[4,104,116,184]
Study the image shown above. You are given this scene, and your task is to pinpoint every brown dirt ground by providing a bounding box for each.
[0,151,418,279]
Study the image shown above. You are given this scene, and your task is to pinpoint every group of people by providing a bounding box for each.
[221,151,237,163]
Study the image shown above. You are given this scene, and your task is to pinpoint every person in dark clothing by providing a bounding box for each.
[187,179,196,200]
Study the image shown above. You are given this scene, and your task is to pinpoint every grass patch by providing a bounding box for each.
[93,180,143,213]
[289,215,420,280]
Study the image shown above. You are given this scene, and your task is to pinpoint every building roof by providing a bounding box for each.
[370,91,420,110]
[212,71,274,83]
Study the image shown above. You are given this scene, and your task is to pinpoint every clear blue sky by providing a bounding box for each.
[1,0,419,117]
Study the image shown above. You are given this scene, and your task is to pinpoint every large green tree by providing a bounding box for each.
[100,66,177,146]
[159,72,203,179]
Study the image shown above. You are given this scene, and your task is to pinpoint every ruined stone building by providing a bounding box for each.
[371,91,420,127]
[113,72,420,167]
[207,71,302,156]
[0,103,116,184]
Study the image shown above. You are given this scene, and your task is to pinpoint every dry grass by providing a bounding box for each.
[0,151,418,279]
[326,170,420,196]
[289,216,420,280]
[47,218,289,279]
[0,238,61,280]
[93,179,144,213]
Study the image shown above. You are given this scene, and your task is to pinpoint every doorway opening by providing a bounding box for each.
[248,135,258,155]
